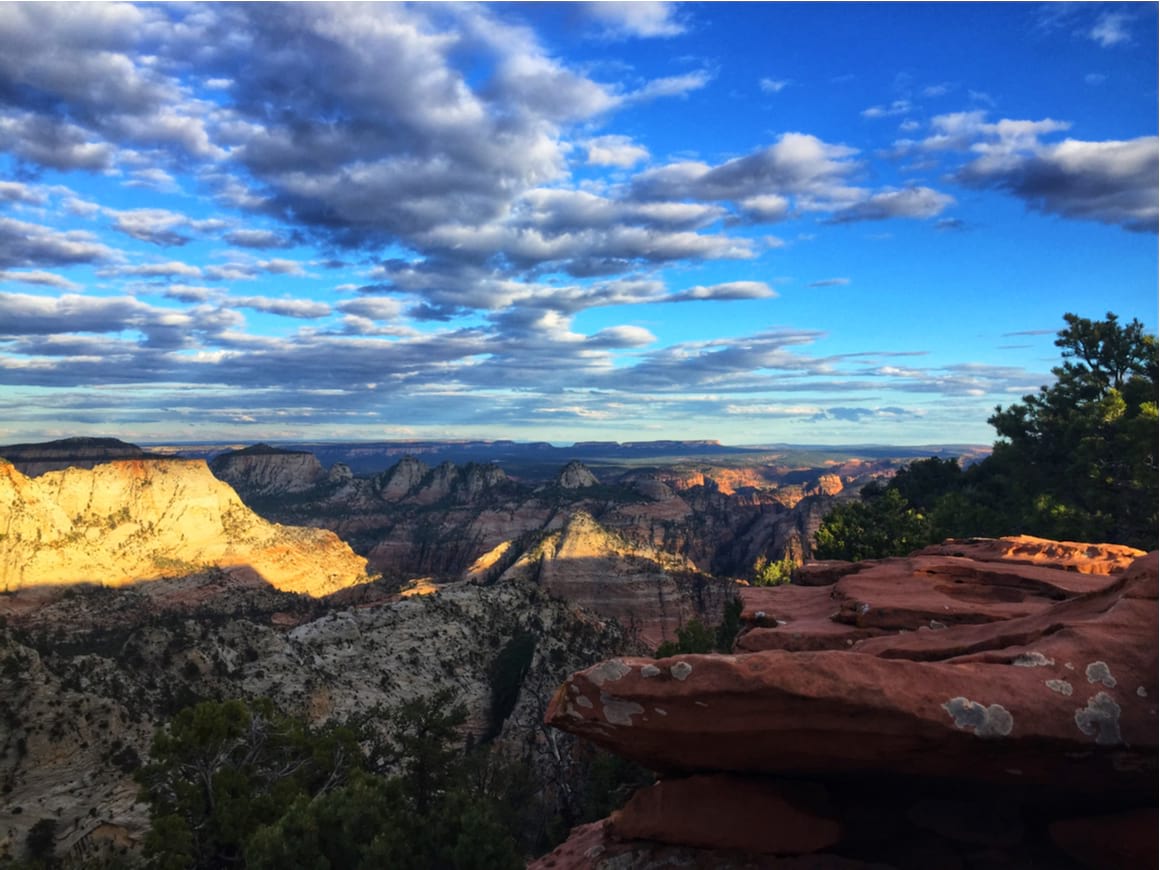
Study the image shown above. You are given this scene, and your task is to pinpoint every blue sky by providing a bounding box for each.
[0,2,1155,446]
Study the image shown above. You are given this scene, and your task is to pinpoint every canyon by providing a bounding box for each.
[4,437,1148,868]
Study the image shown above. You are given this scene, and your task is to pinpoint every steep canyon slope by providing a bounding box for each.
[0,459,367,596]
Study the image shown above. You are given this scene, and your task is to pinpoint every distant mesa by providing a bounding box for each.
[0,436,158,476]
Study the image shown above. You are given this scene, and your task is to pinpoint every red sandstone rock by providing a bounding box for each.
[794,560,870,587]
[737,585,887,652]
[529,819,887,870]
[546,550,1158,797]
[1048,808,1158,869]
[610,774,842,855]
[915,536,1145,575]
[737,540,1134,652]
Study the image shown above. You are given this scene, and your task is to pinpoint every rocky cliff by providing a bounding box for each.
[491,512,732,650]
[537,537,1158,869]
[0,459,368,596]
[209,444,328,496]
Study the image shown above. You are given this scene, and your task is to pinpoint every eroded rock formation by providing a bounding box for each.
[209,444,328,496]
[495,512,731,650]
[0,459,368,595]
[537,537,1158,869]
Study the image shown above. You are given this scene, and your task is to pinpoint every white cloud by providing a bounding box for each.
[862,99,913,119]
[583,135,650,168]
[1090,12,1130,47]
[582,2,686,38]
[760,78,789,93]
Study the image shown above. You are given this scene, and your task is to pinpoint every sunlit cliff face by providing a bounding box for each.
[0,460,367,595]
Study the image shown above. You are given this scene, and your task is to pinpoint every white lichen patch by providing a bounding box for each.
[1137,686,1148,698]
[942,697,1014,738]
[670,661,693,681]
[599,692,644,727]
[640,664,661,678]
[590,658,632,686]
[1013,652,1054,668]
[1046,679,1073,696]
[1085,661,1116,688]
[1064,662,1075,671]
[575,695,593,709]
[1075,692,1122,745]
[654,708,667,716]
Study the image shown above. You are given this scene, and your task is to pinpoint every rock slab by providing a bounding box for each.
[543,539,1159,868]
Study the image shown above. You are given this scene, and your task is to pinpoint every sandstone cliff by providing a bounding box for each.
[493,512,732,650]
[0,459,367,596]
[209,444,328,496]
[538,537,1158,869]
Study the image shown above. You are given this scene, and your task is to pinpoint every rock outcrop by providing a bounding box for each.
[209,444,328,496]
[0,459,368,595]
[538,538,1158,869]
[497,512,731,650]
[556,461,599,489]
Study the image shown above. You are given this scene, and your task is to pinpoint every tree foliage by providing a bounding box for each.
[655,596,743,657]
[814,485,938,561]
[815,312,1158,557]
[137,695,524,870]
[751,555,795,586]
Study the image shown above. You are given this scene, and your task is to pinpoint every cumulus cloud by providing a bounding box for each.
[113,261,203,279]
[583,135,650,168]
[0,270,81,290]
[228,296,332,319]
[0,217,116,268]
[224,229,294,249]
[958,135,1158,232]
[827,186,954,223]
[667,281,777,302]
[581,2,686,38]
[0,181,47,206]
[894,111,1156,232]
[760,78,789,93]
[336,298,403,321]
[808,278,850,288]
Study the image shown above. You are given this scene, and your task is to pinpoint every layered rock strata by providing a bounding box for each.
[538,538,1158,868]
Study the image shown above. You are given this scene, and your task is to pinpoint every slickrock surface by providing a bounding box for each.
[0,459,368,595]
[542,539,1158,869]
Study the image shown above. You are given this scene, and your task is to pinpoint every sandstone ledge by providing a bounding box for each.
[542,539,1159,868]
